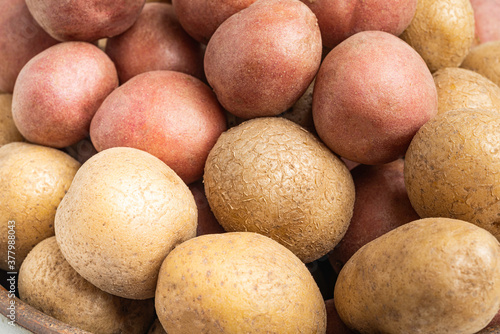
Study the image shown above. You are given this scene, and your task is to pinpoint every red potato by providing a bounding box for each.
[90,70,227,185]
[105,3,205,83]
[325,299,356,334]
[313,31,438,165]
[471,0,500,44]
[0,0,58,93]
[188,180,225,236]
[12,42,119,148]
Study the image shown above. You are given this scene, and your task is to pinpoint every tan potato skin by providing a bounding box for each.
[204,117,355,263]
[155,232,327,334]
[55,147,198,300]
[461,41,500,88]
[0,94,24,147]
[0,142,80,271]
[334,218,500,334]
[18,237,156,334]
[400,0,475,73]
[433,67,500,115]
[404,109,500,240]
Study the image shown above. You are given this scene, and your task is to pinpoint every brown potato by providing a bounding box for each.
[147,319,167,334]
[0,142,80,271]
[0,94,23,147]
[325,299,356,334]
[19,237,156,334]
[204,0,322,119]
[461,41,500,87]
[471,0,500,45]
[334,218,500,334]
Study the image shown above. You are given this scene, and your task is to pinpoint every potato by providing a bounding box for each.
[433,67,500,115]
[12,42,118,148]
[155,232,327,333]
[188,180,225,236]
[313,30,438,165]
[0,94,23,147]
[90,70,226,185]
[404,108,500,240]
[0,0,58,93]
[55,147,198,300]
[63,137,98,165]
[204,0,322,119]
[0,142,80,271]
[301,0,417,49]
[325,299,355,334]
[400,0,475,72]
[334,217,500,334]
[204,117,355,263]
[25,0,146,42]
[470,0,500,44]
[147,319,167,334]
[18,237,156,334]
[105,3,205,83]
[461,41,500,87]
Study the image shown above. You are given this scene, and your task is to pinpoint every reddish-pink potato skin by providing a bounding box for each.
[470,0,500,44]
[105,3,205,83]
[189,180,225,236]
[172,0,257,44]
[0,0,59,93]
[12,42,119,148]
[25,0,146,41]
[204,0,322,119]
[328,159,420,274]
[90,71,227,185]
[301,0,417,49]
[313,31,438,165]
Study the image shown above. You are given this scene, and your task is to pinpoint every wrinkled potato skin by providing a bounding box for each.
[0,94,24,147]
[461,41,500,87]
[334,218,500,334]
[404,109,500,239]
[19,237,156,334]
[155,232,327,334]
[433,67,500,115]
[0,143,80,271]
[400,0,475,72]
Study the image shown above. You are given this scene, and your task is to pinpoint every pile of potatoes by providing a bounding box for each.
[1,0,500,333]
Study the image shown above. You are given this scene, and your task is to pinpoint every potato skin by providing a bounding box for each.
[461,41,500,87]
[470,0,500,45]
[334,218,500,334]
[19,237,156,334]
[204,0,322,119]
[0,94,23,147]
[155,232,327,334]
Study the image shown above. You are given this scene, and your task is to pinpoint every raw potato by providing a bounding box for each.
[0,142,80,271]
[19,237,156,334]
[204,117,355,263]
[400,0,475,72]
[433,67,500,115]
[404,109,500,240]
[461,41,500,87]
[470,0,500,44]
[0,94,23,147]
[334,217,500,334]
[55,147,198,300]
[155,232,327,333]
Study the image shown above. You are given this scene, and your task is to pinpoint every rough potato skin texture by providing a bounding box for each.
[470,0,500,45]
[204,117,355,263]
[301,0,417,49]
[25,0,146,42]
[0,94,24,147]
[55,147,198,300]
[0,142,80,271]
[313,31,438,165]
[204,0,322,119]
[0,0,58,93]
[433,67,500,115]
[400,0,475,73]
[12,42,119,148]
[18,237,156,334]
[461,41,500,88]
[334,218,500,334]
[155,232,327,334]
[404,109,500,240]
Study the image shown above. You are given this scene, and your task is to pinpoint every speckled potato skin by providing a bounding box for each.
[18,237,156,334]
[0,142,80,271]
[334,218,500,334]
[55,147,198,300]
[404,109,500,239]
[313,31,438,165]
[204,117,355,263]
[204,0,322,119]
[400,0,475,73]
[461,41,500,87]
[433,67,500,115]
[155,232,327,334]
[0,94,23,147]
[25,0,146,42]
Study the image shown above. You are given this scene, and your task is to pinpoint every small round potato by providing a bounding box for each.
[461,41,500,87]
[0,94,23,147]
[470,0,500,45]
